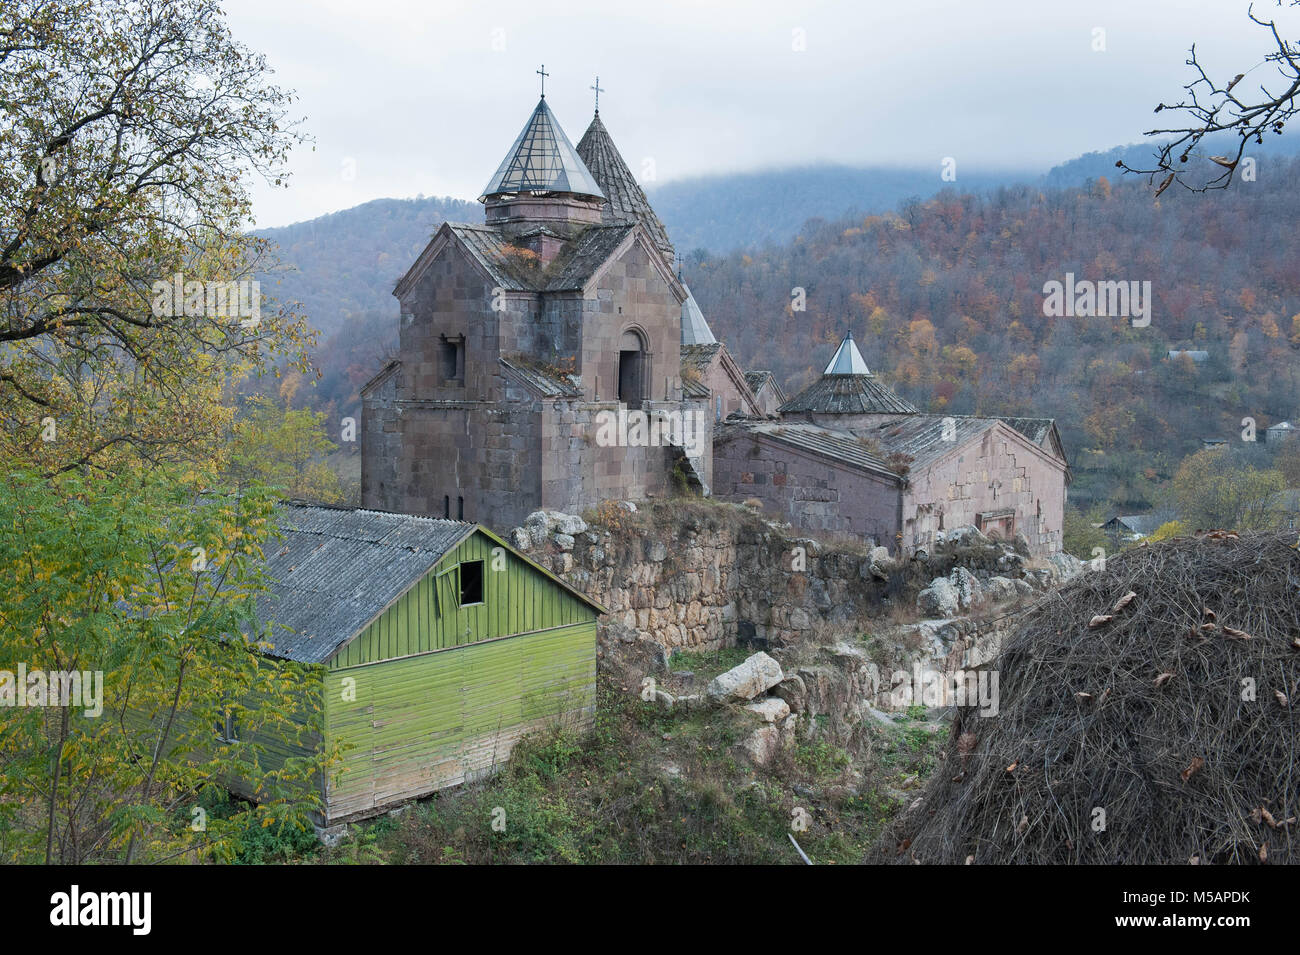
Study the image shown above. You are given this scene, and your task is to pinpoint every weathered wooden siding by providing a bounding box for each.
[329,530,593,668]
[322,621,597,823]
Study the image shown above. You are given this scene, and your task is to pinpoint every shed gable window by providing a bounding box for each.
[459,560,484,606]
[216,710,239,744]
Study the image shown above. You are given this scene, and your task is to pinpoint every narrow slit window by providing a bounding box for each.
[459,560,484,606]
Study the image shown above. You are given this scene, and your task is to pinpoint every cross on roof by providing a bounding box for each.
[537,64,549,98]
[591,75,605,112]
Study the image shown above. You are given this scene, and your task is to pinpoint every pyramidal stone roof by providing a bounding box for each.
[576,111,674,258]
[680,282,716,345]
[481,97,605,200]
[780,330,918,415]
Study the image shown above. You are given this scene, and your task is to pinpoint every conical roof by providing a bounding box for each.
[779,330,917,415]
[823,329,871,375]
[576,112,674,258]
[481,98,605,200]
[680,282,716,345]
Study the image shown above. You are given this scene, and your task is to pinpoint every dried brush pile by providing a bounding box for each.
[879,532,1300,865]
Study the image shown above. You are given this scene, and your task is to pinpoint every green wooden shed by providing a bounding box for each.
[243,502,602,825]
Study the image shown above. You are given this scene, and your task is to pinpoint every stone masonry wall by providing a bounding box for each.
[517,502,925,654]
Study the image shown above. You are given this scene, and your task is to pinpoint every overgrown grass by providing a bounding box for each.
[307,675,946,865]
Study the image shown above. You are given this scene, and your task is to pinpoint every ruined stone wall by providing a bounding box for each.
[523,504,910,654]
[711,434,901,545]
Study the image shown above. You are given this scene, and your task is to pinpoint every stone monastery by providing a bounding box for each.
[360,83,1070,555]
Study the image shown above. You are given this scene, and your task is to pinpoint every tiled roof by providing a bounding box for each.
[728,421,900,479]
[779,372,918,415]
[542,224,635,291]
[865,414,1063,469]
[681,342,722,371]
[681,376,710,399]
[254,504,473,663]
[482,98,604,200]
[500,356,582,398]
[447,222,634,293]
[449,224,542,291]
[576,112,674,258]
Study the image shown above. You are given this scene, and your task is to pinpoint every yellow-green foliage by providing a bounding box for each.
[0,467,327,863]
[1147,520,1186,541]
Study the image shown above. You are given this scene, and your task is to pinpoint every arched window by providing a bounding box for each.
[617,328,649,408]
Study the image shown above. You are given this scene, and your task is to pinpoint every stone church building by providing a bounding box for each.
[361,94,756,529]
[361,85,1069,555]
[712,332,1071,554]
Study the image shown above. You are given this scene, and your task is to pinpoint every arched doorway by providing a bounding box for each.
[617,328,648,408]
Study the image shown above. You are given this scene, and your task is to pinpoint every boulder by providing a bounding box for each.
[524,510,553,541]
[744,697,791,723]
[553,532,575,551]
[706,651,784,702]
[983,575,1019,604]
[1048,552,1084,582]
[738,725,781,766]
[943,525,990,548]
[553,513,589,536]
[508,527,532,551]
[917,576,960,617]
[867,545,894,580]
[773,674,808,713]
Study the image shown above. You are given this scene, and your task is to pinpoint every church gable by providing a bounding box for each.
[582,229,683,404]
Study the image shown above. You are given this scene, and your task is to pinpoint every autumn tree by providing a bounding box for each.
[1167,447,1285,530]
[0,468,327,863]
[227,378,344,504]
[0,0,313,474]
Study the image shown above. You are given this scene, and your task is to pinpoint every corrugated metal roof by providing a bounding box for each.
[576,111,674,259]
[253,504,473,663]
[481,98,604,200]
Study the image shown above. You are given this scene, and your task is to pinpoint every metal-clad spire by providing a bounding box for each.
[680,283,716,345]
[822,329,871,376]
[480,97,605,200]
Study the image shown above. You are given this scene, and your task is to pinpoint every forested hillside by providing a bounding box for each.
[685,163,1300,509]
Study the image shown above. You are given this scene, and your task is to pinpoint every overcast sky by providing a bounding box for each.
[223,0,1298,228]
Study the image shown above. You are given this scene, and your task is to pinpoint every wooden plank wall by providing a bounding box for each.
[329,530,594,669]
[322,621,597,823]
